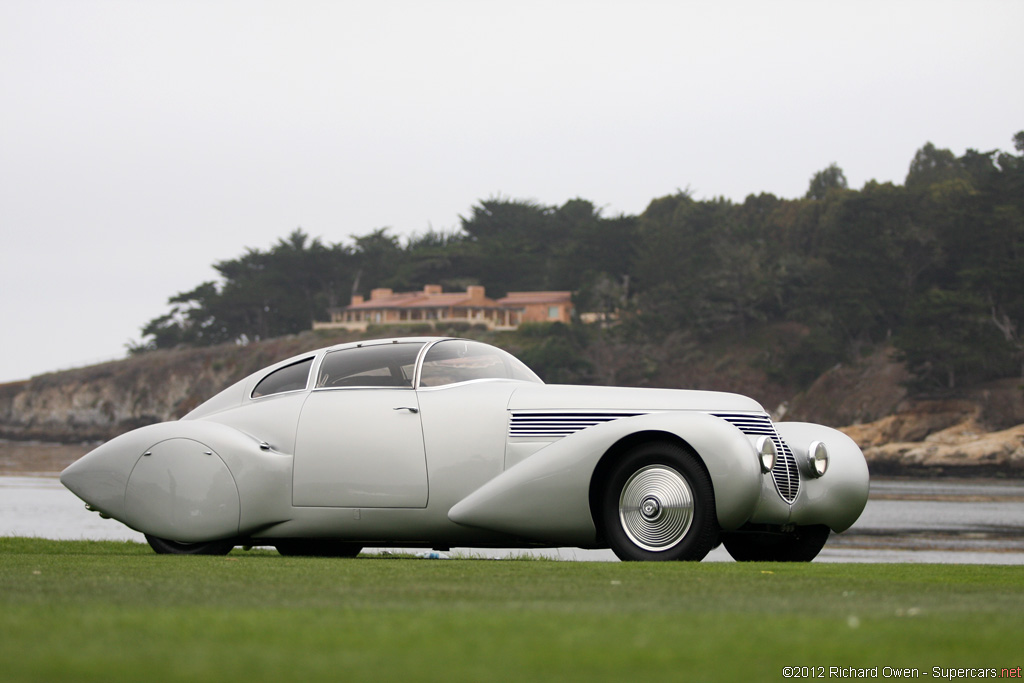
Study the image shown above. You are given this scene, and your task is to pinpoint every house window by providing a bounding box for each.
[548,306,560,319]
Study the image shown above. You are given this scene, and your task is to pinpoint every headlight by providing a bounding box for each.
[756,436,777,473]
[808,440,829,477]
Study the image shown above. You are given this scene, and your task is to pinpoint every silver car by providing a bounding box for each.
[61,337,869,561]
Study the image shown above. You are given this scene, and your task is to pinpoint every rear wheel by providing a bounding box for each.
[145,534,235,555]
[722,524,831,562]
[600,442,718,562]
[274,540,362,557]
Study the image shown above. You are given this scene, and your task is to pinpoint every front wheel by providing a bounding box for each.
[721,525,831,562]
[145,534,235,555]
[600,442,718,562]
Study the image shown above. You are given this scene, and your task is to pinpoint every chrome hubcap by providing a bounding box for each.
[641,497,662,521]
[618,465,694,552]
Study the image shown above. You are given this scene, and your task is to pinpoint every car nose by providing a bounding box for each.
[60,439,140,521]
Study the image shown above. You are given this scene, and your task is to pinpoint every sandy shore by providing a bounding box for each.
[0,440,92,476]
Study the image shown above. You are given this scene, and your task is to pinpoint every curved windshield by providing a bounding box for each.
[316,342,423,388]
[419,340,542,387]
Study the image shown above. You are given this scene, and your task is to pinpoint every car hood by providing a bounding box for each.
[507,384,764,413]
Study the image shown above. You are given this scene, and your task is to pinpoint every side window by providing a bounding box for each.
[316,343,423,388]
[419,340,542,387]
[251,358,313,398]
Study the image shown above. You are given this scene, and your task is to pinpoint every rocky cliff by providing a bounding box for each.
[787,348,1024,474]
[0,332,355,442]
[842,401,1024,475]
[0,349,237,442]
[2,334,1022,475]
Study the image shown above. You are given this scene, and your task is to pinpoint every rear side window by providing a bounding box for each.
[251,358,314,398]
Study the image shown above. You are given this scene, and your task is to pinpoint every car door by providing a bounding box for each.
[292,342,428,508]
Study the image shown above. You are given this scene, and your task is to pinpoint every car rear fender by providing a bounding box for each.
[62,420,293,540]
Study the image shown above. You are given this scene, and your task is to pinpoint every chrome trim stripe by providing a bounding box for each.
[509,411,643,438]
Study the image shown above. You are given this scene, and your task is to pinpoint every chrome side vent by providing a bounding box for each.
[509,412,643,438]
[711,412,800,503]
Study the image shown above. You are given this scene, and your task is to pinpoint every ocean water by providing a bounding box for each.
[3,474,1023,564]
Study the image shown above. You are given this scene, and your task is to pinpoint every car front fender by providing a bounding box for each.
[448,412,763,546]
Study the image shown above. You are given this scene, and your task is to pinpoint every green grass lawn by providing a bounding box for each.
[1,538,1021,682]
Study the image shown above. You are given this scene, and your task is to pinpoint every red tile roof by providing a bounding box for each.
[342,286,572,311]
[497,291,573,305]
[345,288,499,310]
[346,293,424,309]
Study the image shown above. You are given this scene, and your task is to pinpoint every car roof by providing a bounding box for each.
[322,336,456,354]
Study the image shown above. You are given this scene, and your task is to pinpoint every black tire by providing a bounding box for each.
[722,524,831,562]
[274,539,362,557]
[145,534,235,555]
[600,441,718,562]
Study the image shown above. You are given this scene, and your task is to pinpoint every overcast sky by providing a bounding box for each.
[1,0,1021,383]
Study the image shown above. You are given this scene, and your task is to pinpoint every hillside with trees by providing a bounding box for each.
[132,132,1024,399]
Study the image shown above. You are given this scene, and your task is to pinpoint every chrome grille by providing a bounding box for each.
[711,412,800,503]
[509,412,643,438]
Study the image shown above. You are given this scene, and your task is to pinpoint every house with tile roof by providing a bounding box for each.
[313,285,573,331]
[495,290,574,325]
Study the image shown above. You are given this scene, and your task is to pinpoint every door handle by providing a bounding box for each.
[393,406,419,414]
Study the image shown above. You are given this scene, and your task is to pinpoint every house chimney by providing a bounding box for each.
[370,288,393,301]
[423,284,443,295]
[467,285,485,300]
[350,294,364,306]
